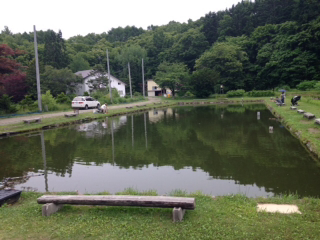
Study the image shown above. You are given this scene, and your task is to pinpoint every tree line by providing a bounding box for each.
[1,0,320,103]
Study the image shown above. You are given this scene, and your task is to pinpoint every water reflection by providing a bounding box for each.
[1,104,320,197]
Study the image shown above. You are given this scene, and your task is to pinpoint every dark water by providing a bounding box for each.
[1,104,320,197]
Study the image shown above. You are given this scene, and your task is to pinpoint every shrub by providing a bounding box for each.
[83,91,89,96]
[0,94,17,113]
[227,89,245,97]
[296,81,317,91]
[313,82,320,90]
[185,91,194,97]
[246,90,275,97]
[41,90,59,111]
[56,92,71,104]
[134,92,142,97]
[112,98,119,104]
[275,85,291,91]
[20,95,35,110]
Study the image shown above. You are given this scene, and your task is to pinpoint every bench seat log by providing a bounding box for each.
[64,113,78,118]
[38,195,195,221]
[38,195,195,209]
[23,118,41,124]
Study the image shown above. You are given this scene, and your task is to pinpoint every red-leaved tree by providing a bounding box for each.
[0,44,27,102]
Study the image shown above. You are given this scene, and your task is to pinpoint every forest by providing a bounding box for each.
[1,0,320,111]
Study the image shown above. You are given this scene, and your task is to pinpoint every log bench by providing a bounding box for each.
[297,109,305,114]
[126,107,133,109]
[290,106,297,110]
[23,118,41,124]
[304,112,316,120]
[37,195,195,222]
[64,113,78,118]
[315,119,320,125]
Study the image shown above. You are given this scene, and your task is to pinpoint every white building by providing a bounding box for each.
[75,70,126,97]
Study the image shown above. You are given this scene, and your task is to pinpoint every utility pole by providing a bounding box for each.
[128,62,132,98]
[33,25,42,111]
[106,49,112,103]
[142,58,145,97]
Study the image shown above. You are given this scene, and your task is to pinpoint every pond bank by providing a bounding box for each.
[266,99,320,160]
[1,191,319,239]
[0,99,265,137]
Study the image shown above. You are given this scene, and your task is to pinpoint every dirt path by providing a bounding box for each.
[0,98,161,126]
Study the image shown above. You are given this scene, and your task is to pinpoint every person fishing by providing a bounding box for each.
[101,103,108,114]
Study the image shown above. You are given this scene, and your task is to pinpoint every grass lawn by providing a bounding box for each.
[0,191,320,239]
[266,98,320,159]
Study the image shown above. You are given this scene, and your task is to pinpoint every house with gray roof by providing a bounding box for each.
[75,70,126,97]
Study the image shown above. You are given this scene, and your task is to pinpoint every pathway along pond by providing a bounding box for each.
[1,104,320,197]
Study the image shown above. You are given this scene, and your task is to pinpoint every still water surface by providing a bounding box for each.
[1,104,320,197]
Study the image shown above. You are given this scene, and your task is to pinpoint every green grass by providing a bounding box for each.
[1,191,320,239]
[266,98,320,159]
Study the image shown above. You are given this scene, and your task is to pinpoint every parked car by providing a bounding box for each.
[72,96,100,110]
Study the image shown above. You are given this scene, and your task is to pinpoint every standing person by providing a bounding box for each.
[281,92,285,104]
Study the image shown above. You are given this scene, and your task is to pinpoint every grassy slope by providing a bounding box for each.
[0,191,320,239]
[266,98,320,158]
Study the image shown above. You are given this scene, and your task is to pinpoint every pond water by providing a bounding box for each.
[1,104,320,197]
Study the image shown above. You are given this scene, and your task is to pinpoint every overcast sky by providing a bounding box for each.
[1,0,241,39]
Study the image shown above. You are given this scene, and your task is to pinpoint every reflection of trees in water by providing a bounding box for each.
[1,105,320,196]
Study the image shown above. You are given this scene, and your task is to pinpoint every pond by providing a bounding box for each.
[1,104,320,197]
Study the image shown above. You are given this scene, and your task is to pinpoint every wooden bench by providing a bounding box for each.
[64,113,78,118]
[315,119,320,125]
[297,109,305,114]
[37,195,195,222]
[290,106,297,110]
[126,107,133,109]
[23,118,41,124]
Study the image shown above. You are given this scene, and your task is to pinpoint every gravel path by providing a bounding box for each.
[0,98,161,126]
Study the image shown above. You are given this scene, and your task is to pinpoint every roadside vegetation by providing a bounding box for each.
[0,190,320,239]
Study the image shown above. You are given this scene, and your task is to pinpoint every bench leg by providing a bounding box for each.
[42,203,64,217]
[172,207,186,222]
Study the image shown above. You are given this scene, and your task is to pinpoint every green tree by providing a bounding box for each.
[169,28,209,70]
[195,39,248,91]
[86,64,109,92]
[190,68,220,98]
[69,54,90,73]
[117,45,147,93]
[41,66,82,96]
[154,62,189,97]
[43,30,69,69]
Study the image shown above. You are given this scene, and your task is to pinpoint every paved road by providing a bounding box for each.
[0,98,161,126]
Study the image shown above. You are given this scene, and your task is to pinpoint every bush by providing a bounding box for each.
[0,94,17,113]
[275,85,291,91]
[296,81,317,91]
[20,95,35,110]
[227,89,245,97]
[41,90,59,111]
[83,91,89,96]
[190,68,219,98]
[56,92,71,104]
[185,91,194,97]
[134,92,142,97]
[246,90,275,97]
[313,82,320,90]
